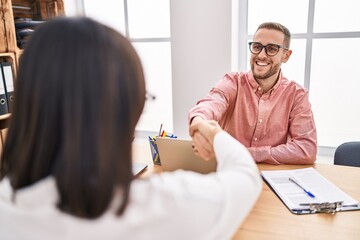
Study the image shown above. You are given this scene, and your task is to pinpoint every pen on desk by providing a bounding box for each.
[166,134,177,138]
[289,178,316,198]
[158,123,163,136]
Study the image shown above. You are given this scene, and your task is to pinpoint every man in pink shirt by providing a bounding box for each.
[189,22,317,164]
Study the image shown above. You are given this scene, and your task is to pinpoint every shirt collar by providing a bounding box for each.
[246,70,284,95]
[270,70,283,94]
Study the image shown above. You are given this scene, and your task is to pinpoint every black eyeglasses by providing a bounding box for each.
[248,42,288,56]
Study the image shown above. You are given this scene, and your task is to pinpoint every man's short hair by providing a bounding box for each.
[256,22,291,48]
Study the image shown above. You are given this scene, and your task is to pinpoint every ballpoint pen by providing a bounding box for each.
[289,178,316,198]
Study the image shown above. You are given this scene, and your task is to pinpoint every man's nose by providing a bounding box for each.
[257,46,268,57]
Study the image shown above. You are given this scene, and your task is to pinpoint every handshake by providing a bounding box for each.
[189,117,223,161]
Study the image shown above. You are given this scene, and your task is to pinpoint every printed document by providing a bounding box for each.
[261,167,358,211]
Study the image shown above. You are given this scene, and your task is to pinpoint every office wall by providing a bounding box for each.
[63,0,80,16]
[170,0,232,138]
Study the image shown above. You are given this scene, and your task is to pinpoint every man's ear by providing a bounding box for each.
[282,49,292,63]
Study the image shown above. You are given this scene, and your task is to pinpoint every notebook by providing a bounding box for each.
[156,137,217,174]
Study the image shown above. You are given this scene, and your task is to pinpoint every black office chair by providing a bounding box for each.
[334,141,360,167]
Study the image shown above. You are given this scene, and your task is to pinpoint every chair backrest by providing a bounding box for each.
[334,141,360,167]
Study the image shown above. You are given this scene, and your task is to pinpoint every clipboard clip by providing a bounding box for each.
[300,201,344,214]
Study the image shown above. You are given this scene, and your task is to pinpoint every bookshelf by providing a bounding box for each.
[0,0,65,149]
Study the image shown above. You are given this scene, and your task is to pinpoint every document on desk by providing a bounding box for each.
[261,167,359,214]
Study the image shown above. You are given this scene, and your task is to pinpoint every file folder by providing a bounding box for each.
[15,19,44,29]
[0,65,9,115]
[1,62,14,112]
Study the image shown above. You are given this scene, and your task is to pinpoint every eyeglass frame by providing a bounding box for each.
[248,42,289,56]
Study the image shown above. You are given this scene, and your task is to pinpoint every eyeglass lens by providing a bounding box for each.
[249,42,279,56]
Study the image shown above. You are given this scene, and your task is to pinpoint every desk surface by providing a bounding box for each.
[235,164,360,240]
[132,139,360,240]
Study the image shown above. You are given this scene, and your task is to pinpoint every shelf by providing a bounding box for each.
[0,113,11,121]
[0,0,65,134]
[0,113,11,129]
[1,0,65,54]
[0,52,15,58]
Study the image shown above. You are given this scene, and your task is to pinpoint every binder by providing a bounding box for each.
[1,62,14,112]
[15,19,44,29]
[0,65,9,115]
[261,167,360,214]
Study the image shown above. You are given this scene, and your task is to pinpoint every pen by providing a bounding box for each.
[166,134,177,138]
[158,123,163,136]
[289,178,316,198]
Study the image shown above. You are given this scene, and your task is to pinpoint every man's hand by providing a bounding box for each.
[190,119,222,161]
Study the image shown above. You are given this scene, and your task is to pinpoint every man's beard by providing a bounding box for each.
[251,62,281,80]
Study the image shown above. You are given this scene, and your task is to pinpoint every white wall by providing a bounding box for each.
[63,0,82,16]
[170,0,232,138]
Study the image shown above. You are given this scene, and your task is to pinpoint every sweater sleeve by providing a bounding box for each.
[134,131,262,240]
[209,131,262,239]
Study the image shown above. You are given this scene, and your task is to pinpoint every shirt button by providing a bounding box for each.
[258,87,261,91]
[261,100,264,103]
[254,89,257,92]
[254,138,258,141]
[259,119,263,123]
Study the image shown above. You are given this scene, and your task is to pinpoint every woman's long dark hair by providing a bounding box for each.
[0,17,146,219]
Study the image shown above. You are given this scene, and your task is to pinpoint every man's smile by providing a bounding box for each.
[255,60,270,66]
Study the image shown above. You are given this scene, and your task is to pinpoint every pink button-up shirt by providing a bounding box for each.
[189,71,317,164]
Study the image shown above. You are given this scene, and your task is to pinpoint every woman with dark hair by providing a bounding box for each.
[0,17,261,240]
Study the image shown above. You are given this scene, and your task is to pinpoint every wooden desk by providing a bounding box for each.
[132,140,360,240]
[234,164,360,240]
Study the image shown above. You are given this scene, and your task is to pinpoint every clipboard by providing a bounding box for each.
[261,167,360,214]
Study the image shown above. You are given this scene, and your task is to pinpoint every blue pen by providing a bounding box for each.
[289,178,316,198]
[168,134,177,138]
